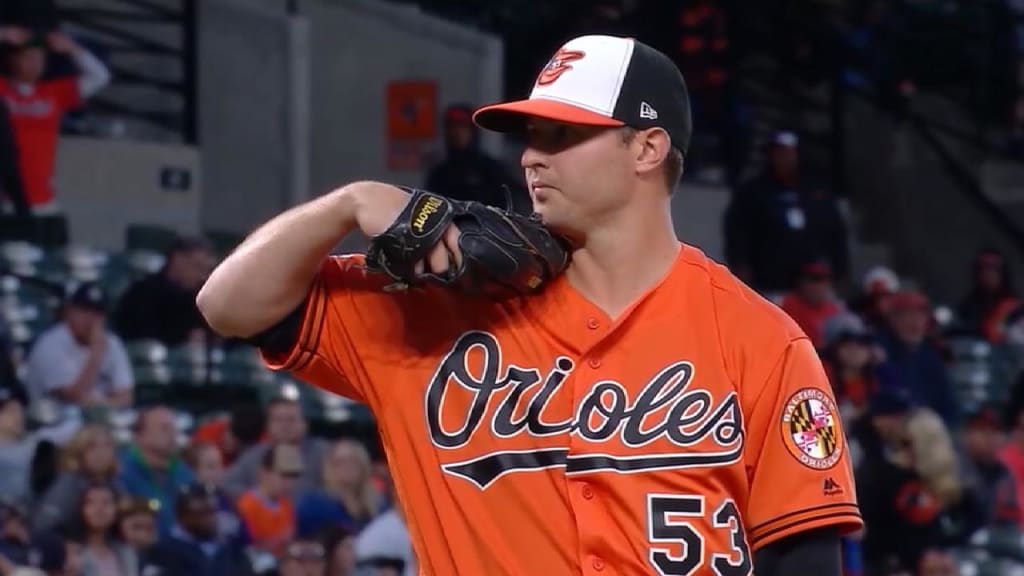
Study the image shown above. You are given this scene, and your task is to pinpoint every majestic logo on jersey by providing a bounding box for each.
[536,49,586,86]
[426,331,744,488]
[781,388,843,470]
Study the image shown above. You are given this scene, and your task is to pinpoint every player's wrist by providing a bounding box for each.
[338,180,406,233]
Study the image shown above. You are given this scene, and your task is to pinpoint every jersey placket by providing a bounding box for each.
[567,312,625,576]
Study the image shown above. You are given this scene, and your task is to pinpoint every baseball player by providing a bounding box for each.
[198,35,863,576]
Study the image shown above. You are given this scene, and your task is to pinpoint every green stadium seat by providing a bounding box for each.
[125,250,165,275]
[124,224,179,254]
[127,340,168,364]
[203,229,244,258]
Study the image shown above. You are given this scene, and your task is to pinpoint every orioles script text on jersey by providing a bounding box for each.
[262,247,863,576]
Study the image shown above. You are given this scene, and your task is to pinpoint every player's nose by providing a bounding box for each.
[521,144,548,171]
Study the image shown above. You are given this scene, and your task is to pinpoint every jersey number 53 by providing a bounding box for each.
[647,495,752,576]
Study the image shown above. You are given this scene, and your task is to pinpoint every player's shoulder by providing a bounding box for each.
[679,244,805,346]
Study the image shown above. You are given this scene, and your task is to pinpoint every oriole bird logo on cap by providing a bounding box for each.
[536,49,585,86]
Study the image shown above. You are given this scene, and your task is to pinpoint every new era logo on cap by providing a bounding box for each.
[473,35,692,155]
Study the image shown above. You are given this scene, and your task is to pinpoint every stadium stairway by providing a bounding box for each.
[56,0,195,143]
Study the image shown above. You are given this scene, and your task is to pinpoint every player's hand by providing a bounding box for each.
[352,184,463,277]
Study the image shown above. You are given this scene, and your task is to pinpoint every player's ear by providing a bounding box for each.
[634,128,671,180]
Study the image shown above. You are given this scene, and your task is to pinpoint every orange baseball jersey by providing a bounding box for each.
[262,246,863,575]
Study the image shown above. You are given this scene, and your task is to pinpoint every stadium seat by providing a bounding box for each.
[0,241,44,276]
[124,224,179,254]
[63,245,110,283]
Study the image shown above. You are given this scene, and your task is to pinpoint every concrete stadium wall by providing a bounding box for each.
[197,0,504,248]
[54,0,729,259]
[56,137,202,250]
[844,95,1024,303]
[198,0,299,236]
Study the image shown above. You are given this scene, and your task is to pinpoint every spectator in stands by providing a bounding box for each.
[0,386,74,505]
[117,405,194,536]
[0,501,32,566]
[848,387,911,472]
[355,498,414,576]
[279,537,327,576]
[296,439,380,538]
[182,442,246,546]
[1000,390,1024,530]
[322,526,355,576]
[424,104,522,212]
[113,237,215,348]
[24,282,134,409]
[850,265,901,331]
[116,496,157,558]
[33,424,119,533]
[780,260,846,349]
[72,483,138,576]
[858,408,982,574]
[877,290,960,426]
[916,549,958,576]
[235,443,301,555]
[723,131,850,294]
[957,248,1020,343]
[190,402,265,468]
[822,313,882,424]
[0,27,110,213]
[146,483,254,576]
[224,398,326,500]
[673,0,732,176]
[959,403,1020,527]
[0,316,20,391]
[20,531,68,576]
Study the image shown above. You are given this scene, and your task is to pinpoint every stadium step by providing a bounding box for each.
[57,0,195,142]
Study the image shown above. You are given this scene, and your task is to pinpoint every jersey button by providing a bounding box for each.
[588,358,601,369]
[586,318,600,330]
[581,483,594,499]
[591,556,605,571]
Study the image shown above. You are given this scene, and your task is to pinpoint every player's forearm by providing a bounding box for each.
[197,181,375,338]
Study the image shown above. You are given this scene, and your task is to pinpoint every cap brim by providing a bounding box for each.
[473,99,625,133]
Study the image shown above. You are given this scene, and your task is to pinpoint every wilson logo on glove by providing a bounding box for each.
[411,194,446,236]
[365,187,570,299]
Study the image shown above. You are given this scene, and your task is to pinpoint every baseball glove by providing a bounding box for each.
[364,188,570,299]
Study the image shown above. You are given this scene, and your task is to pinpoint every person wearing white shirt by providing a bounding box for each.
[24,282,133,408]
[354,506,415,576]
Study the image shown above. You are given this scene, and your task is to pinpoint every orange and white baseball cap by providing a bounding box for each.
[473,35,693,155]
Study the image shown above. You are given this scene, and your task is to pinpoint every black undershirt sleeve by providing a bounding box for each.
[754,528,842,576]
[243,297,309,359]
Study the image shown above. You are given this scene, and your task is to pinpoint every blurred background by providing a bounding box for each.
[1,0,1024,575]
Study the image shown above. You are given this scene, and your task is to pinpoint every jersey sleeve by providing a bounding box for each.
[259,254,384,404]
[743,337,863,551]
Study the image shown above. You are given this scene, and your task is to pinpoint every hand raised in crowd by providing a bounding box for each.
[46,31,80,55]
[89,319,108,356]
[0,26,31,46]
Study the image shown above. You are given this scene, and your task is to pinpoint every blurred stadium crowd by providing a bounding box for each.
[0,0,1023,576]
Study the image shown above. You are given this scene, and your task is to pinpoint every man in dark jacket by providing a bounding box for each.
[113,236,215,347]
[724,131,849,294]
[424,104,526,212]
[877,290,960,426]
[146,483,254,576]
